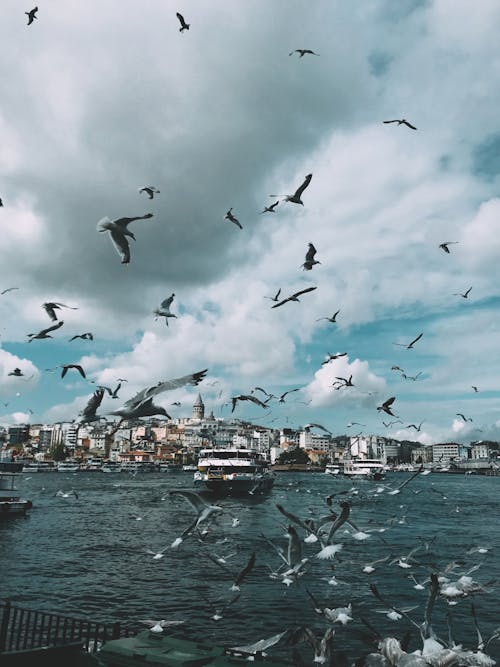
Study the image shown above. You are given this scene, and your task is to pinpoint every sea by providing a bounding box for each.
[1,470,499,665]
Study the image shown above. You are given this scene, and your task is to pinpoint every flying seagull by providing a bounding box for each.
[317,309,340,323]
[25,6,38,25]
[61,364,86,379]
[69,332,93,341]
[176,12,190,32]
[8,368,24,377]
[377,397,397,416]
[231,394,268,413]
[454,286,472,299]
[98,383,122,399]
[264,288,281,302]
[271,173,312,205]
[321,352,347,365]
[97,213,154,264]
[139,186,160,199]
[472,386,479,393]
[224,208,242,229]
[154,293,177,326]
[456,413,473,422]
[383,119,417,130]
[277,388,300,403]
[407,421,424,432]
[110,369,207,420]
[439,241,459,254]
[289,49,319,57]
[140,619,184,633]
[1,287,19,295]
[272,286,317,308]
[42,302,78,322]
[206,551,256,591]
[393,332,423,349]
[28,320,64,342]
[260,200,279,214]
[302,243,321,271]
[305,423,331,435]
[78,389,104,424]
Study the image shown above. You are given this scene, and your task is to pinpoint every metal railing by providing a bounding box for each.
[0,599,125,654]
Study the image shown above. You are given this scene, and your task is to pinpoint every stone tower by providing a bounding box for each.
[193,393,205,420]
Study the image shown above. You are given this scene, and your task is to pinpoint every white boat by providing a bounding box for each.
[101,462,122,473]
[194,448,275,495]
[0,473,32,516]
[182,464,198,472]
[21,461,56,473]
[325,463,341,475]
[57,460,81,473]
[343,458,385,480]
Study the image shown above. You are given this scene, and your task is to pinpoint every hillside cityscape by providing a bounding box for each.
[2,393,499,471]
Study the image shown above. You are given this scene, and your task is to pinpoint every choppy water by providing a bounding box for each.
[1,471,499,664]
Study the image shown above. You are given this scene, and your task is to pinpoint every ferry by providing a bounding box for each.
[101,462,122,473]
[56,460,81,473]
[21,461,56,473]
[194,448,275,495]
[343,458,385,480]
[0,473,32,516]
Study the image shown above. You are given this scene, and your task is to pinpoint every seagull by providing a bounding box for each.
[139,186,160,199]
[206,551,256,591]
[316,309,340,323]
[55,489,78,499]
[78,388,105,423]
[439,242,459,254]
[28,320,64,342]
[454,286,472,299]
[260,200,280,214]
[321,352,347,365]
[393,332,423,349]
[262,525,309,585]
[169,490,225,547]
[277,388,300,403]
[407,421,424,432]
[229,630,289,656]
[289,49,319,58]
[8,368,24,377]
[272,286,317,308]
[1,287,19,295]
[362,555,391,574]
[69,332,94,341]
[456,413,473,422]
[154,293,177,326]
[146,546,170,560]
[472,386,479,392]
[25,6,38,25]
[377,396,397,416]
[271,173,312,206]
[61,364,86,379]
[383,420,402,427]
[176,12,190,32]
[224,208,242,229]
[264,288,282,302]
[97,213,154,264]
[200,593,240,622]
[42,302,78,322]
[231,394,268,412]
[347,422,366,428]
[99,383,122,399]
[140,619,184,633]
[402,371,422,381]
[110,369,207,420]
[332,375,354,389]
[383,118,417,130]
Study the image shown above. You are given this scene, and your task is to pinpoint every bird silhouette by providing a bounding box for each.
[317,309,340,323]
[393,333,423,349]
[272,286,317,308]
[224,208,242,229]
[439,241,459,254]
[383,119,417,130]
[264,288,281,302]
[69,332,93,341]
[154,293,177,326]
[302,243,321,270]
[61,364,86,379]
[260,200,279,214]
[42,302,78,321]
[28,320,64,342]
[139,186,160,199]
[454,286,472,299]
[271,173,312,205]
[176,12,190,32]
[377,397,397,416]
[25,7,38,25]
[289,49,319,58]
[231,395,268,412]
[97,213,154,264]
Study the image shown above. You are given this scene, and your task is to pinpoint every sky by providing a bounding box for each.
[1,0,500,445]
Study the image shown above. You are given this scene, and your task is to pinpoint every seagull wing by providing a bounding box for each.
[305,243,317,262]
[229,630,288,654]
[39,320,64,336]
[124,369,208,408]
[160,294,175,311]
[286,526,303,567]
[271,297,291,308]
[43,303,59,320]
[109,229,131,264]
[289,286,317,300]
[169,489,208,515]
[80,389,105,422]
[403,120,417,130]
[234,552,256,587]
[408,333,423,347]
[293,173,312,198]
[383,397,396,409]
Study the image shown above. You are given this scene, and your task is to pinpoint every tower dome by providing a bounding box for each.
[193,393,205,420]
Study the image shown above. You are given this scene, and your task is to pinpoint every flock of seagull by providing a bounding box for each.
[4,6,498,666]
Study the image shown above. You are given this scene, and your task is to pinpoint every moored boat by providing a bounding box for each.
[325,463,341,475]
[343,457,385,480]
[57,460,81,473]
[0,473,32,516]
[194,447,275,495]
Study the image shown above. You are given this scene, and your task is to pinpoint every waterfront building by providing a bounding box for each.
[8,425,30,446]
[470,440,500,460]
[432,442,470,463]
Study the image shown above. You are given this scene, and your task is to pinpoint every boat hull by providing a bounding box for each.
[194,475,275,496]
